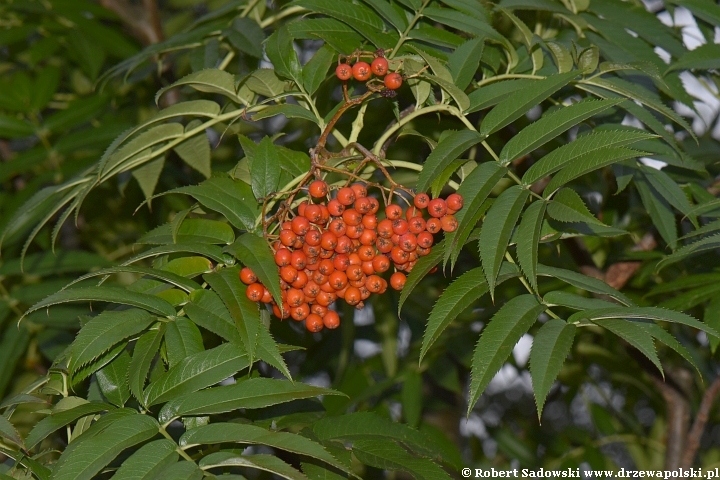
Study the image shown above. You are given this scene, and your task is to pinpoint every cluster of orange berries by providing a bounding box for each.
[335,55,403,90]
[240,181,464,333]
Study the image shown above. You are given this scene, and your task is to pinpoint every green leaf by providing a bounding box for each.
[171,174,259,231]
[499,98,622,165]
[144,342,249,406]
[546,188,603,224]
[139,219,235,246]
[468,295,545,413]
[174,120,212,179]
[444,162,507,268]
[255,319,292,380]
[0,113,34,138]
[52,414,160,480]
[253,104,319,124]
[245,69,286,97]
[529,319,575,419]
[26,402,114,449]
[248,136,281,200]
[156,461,203,480]
[265,25,301,82]
[159,378,340,423]
[352,439,452,480]
[180,423,350,474]
[668,0,720,25]
[416,130,484,192]
[129,326,165,406]
[302,44,335,95]
[0,415,22,448]
[156,69,240,105]
[480,71,578,137]
[478,185,529,298]
[544,41,574,73]
[199,452,307,480]
[68,266,202,293]
[225,17,265,58]
[313,412,441,460]
[24,287,175,319]
[448,38,485,91]
[635,173,677,250]
[705,297,720,354]
[399,239,445,313]
[466,79,535,113]
[122,243,228,266]
[165,318,204,369]
[543,291,618,310]
[203,268,262,364]
[658,234,720,271]
[641,166,695,220]
[582,77,696,141]
[101,124,183,179]
[132,157,165,203]
[543,147,646,196]
[67,309,150,375]
[225,234,283,306]
[97,351,132,407]
[641,321,701,375]
[111,439,179,480]
[516,200,546,292]
[537,264,634,306]
[420,268,488,361]
[287,18,364,53]
[592,318,663,376]
[360,0,408,30]
[523,129,655,185]
[184,289,242,344]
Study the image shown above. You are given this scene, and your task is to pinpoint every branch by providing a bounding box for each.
[99,0,164,45]
[680,376,720,467]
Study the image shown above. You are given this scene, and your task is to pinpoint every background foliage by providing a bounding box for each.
[2,0,720,477]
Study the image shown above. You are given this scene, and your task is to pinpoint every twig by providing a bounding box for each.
[680,376,720,467]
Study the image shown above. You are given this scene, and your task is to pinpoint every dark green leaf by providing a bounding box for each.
[26,402,114,449]
[139,219,234,246]
[129,326,165,406]
[416,130,484,192]
[303,44,335,95]
[174,120,211,179]
[97,351,131,407]
[516,200,546,291]
[537,264,634,306]
[466,79,535,113]
[225,234,283,306]
[529,319,575,419]
[156,69,240,104]
[265,25,301,82]
[635,173,677,250]
[593,318,663,376]
[225,17,264,58]
[399,239,445,313]
[0,415,22,447]
[184,289,242,344]
[165,318,204,369]
[468,295,545,413]
[249,136,281,200]
[112,439,179,480]
[352,439,451,480]
[199,452,307,480]
[448,39,484,91]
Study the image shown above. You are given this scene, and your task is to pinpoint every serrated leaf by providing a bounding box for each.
[122,243,228,266]
[159,378,340,423]
[156,69,240,104]
[543,291,618,310]
[421,73,471,112]
[573,307,719,340]
[523,129,655,185]
[641,166,695,221]
[66,309,153,374]
[255,319,292,379]
[25,402,114,449]
[468,295,545,413]
[144,342,249,406]
[302,44,335,95]
[265,25,301,82]
[480,71,578,137]
[466,79,535,113]
[97,351,131,407]
[420,268,488,361]
[225,234,283,306]
[499,98,622,165]
[313,412,442,460]
[399,239,445,313]
[543,147,646,196]
[203,268,262,364]
[129,327,165,406]
[171,174,259,231]
[0,415,23,448]
[445,162,507,267]
[546,188,603,224]
[529,319,575,419]
[174,120,211,179]
[199,452,307,480]
[592,318,663,376]
[401,371,422,428]
[448,38,485,91]
[248,136,281,200]
[657,234,720,271]
[67,266,202,293]
[245,69,285,97]
[139,219,234,246]
[24,287,175,320]
[253,104,319,124]
[165,318,204,368]
[180,423,350,474]
[225,17,264,58]
[156,461,203,480]
[184,289,242,344]
[360,0,408,30]
[111,439,179,480]
[635,173,677,250]
[478,185,529,298]
[544,41,574,73]
[516,201,546,291]
[416,130,484,192]
[352,439,452,480]
[52,414,159,480]
[641,321,701,375]
[132,156,165,204]
[537,264,634,306]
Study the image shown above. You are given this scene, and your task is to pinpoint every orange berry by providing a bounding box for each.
[291,270,308,289]
[426,217,442,234]
[399,233,417,252]
[261,288,273,304]
[371,57,388,76]
[409,216,426,234]
[417,231,434,248]
[323,310,340,329]
[305,229,322,246]
[336,64,352,81]
[342,208,362,226]
[414,193,430,209]
[367,197,379,214]
[377,219,393,238]
[279,229,297,247]
[303,281,320,298]
[290,303,310,321]
[362,214,377,229]
[334,254,350,272]
[316,291,335,307]
[291,216,310,235]
[366,275,383,293]
[239,267,257,284]
[391,246,410,264]
[384,72,402,90]
[273,302,290,320]
[392,219,409,235]
[361,260,375,275]
[309,180,328,198]
[304,204,323,223]
[428,198,447,218]
[376,236,393,254]
[318,258,335,276]
[354,196,372,214]
[328,218,346,237]
[385,204,402,220]
[345,286,362,306]
[329,271,348,290]
[357,244,376,261]
[328,199,345,216]
[346,265,363,282]
[306,313,324,332]
[246,283,264,301]
[372,255,390,273]
[291,250,307,270]
[280,265,298,283]
[351,183,368,198]
[352,61,371,81]
[447,193,464,211]
[441,215,458,232]
[390,272,406,290]
[312,304,328,316]
[337,187,355,206]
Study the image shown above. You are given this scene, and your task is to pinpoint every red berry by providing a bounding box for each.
[352,62,372,81]
[309,180,328,198]
[306,313,324,332]
[384,72,402,90]
[246,283,264,301]
[428,198,448,218]
[390,272,406,290]
[239,267,257,285]
[447,193,464,211]
[336,64,352,81]
[414,193,430,209]
[371,57,389,76]
[323,310,340,329]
